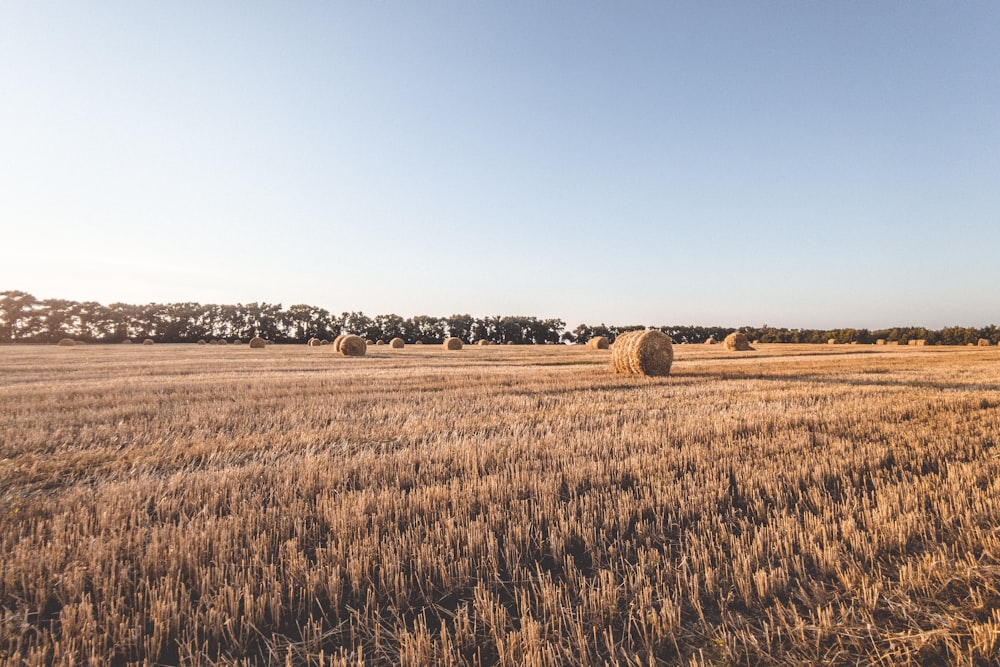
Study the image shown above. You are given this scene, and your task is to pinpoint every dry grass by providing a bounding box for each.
[1,343,999,665]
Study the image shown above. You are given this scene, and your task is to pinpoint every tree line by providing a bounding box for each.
[2,290,997,346]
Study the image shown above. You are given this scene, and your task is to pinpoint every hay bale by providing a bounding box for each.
[611,330,673,377]
[390,338,405,349]
[722,332,754,351]
[978,338,992,347]
[58,338,76,347]
[587,336,610,350]
[506,341,515,345]
[443,337,463,350]
[333,334,347,352]
[915,339,926,346]
[218,340,228,346]
[376,340,385,346]
[477,339,493,346]
[197,339,206,345]
[307,338,322,347]
[248,337,266,349]
[320,340,330,346]
[339,334,366,357]
[704,338,716,345]
[875,339,886,345]
[233,339,242,345]
[143,339,155,346]
[827,339,837,345]
[122,339,133,344]
[887,341,899,346]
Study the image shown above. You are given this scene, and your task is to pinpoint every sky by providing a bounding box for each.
[2,2,998,330]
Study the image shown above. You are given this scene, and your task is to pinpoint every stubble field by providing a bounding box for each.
[1,342,999,666]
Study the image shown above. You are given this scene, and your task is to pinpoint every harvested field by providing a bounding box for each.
[1,343,999,665]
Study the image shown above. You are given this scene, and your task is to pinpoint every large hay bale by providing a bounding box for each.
[443,337,463,350]
[143,339,155,346]
[339,334,367,357]
[723,332,754,351]
[58,338,76,347]
[611,330,673,377]
[390,338,405,349]
[588,336,610,350]
[978,338,992,347]
[248,337,266,349]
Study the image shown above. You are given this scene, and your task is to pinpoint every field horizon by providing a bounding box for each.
[2,343,998,665]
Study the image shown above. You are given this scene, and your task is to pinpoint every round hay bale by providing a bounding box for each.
[611,330,673,377]
[443,337,463,350]
[506,341,516,345]
[477,339,493,346]
[827,339,837,345]
[122,339,133,344]
[723,332,754,351]
[320,340,330,346]
[390,338,405,349]
[197,339,206,345]
[414,340,424,345]
[365,340,375,346]
[58,338,76,347]
[376,340,385,346]
[248,336,266,349]
[218,339,228,346]
[588,336,610,350]
[307,338,321,347]
[978,338,992,347]
[332,334,347,352]
[143,339,155,346]
[339,334,367,357]
[233,339,242,345]
[704,338,716,345]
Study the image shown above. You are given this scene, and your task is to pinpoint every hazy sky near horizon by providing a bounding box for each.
[2,2,998,329]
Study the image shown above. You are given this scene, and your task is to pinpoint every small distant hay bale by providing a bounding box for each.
[390,338,404,349]
[611,330,673,377]
[58,338,76,347]
[827,339,837,345]
[875,339,886,346]
[307,338,322,347]
[376,340,385,346]
[887,341,899,346]
[587,336,610,350]
[477,339,493,346]
[414,340,424,345]
[320,340,330,346]
[218,339,228,346]
[233,339,242,345]
[143,339,155,346]
[339,334,366,357]
[752,339,760,345]
[197,339,206,345]
[915,339,926,346]
[978,338,992,347]
[506,341,515,345]
[122,339,133,344]
[443,337,463,350]
[704,338,716,345]
[248,337,266,349]
[723,332,753,351]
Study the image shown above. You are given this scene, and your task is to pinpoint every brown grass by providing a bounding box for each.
[443,337,463,351]
[1,344,999,665]
[611,329,673,376]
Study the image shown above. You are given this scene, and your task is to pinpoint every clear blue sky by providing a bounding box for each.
[2,2,998,329]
